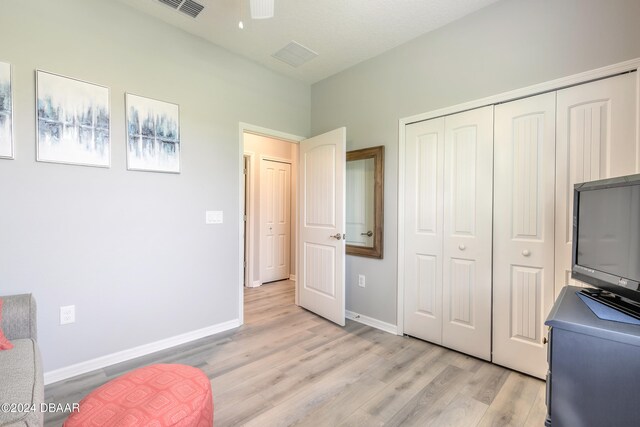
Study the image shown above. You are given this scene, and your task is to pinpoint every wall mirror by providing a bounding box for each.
[346,145,384,258]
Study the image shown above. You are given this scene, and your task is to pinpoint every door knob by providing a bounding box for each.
[361,231,373,237]
[458,244,466,251]
[522,249,531,257]
[330,233,342,240]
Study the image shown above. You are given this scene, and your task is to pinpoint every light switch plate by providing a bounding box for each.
[206,211,223,224]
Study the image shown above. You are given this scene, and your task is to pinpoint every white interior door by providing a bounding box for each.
[442,106,493,361]
[493,92,556,379]
[403,117,445,344]
[555,73,638,296]
[260,159,291,283]
[299,127,346,326]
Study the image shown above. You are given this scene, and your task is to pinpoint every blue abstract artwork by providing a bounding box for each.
[36,71,110,167]
[126,93,180,173]
[0,61,12,159]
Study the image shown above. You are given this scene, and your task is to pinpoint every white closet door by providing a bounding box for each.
[442,106,493,361]
[493,93,556,379]
[555,73,638,296]
[260,160,291,283]
[403,117,445,344]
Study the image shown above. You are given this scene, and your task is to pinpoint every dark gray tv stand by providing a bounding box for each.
[545,286,640,426]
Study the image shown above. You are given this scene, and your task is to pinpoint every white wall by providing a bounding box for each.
[0,0,309,372]
[311,0,640,325]
[244,133,298,285]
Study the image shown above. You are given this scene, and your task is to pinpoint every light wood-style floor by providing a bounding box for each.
[44,280,546,426]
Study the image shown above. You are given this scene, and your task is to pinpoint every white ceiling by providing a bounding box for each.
[117,0,501,84]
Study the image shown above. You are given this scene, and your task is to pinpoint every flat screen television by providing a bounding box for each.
[572,173,640,321]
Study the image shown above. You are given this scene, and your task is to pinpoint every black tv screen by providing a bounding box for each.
[572,174,640,305]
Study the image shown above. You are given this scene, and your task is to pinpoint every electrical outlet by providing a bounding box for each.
[358,274,366,288]
[60,305,75,325]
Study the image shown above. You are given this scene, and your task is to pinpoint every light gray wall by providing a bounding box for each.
[0,0,309,371]
[311,0,640,325]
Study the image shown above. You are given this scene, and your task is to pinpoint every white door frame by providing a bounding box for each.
[396,58,640,335]
[244,151,256,288]
[238,122,305,325]
[244,153,249,288]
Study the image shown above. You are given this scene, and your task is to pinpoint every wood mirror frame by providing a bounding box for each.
[346,145,384,259]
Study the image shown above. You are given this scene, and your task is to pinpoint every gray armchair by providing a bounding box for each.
[2,294,38,341]
[0,294,44,427]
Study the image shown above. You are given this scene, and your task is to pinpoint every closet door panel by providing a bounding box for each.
[442,106,493,361]
[403,118,445,344]
[493,92,556,379]
[556,73,638,296]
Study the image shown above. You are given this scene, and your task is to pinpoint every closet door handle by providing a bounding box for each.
[330,233,343,240]
[458,244,466,251]
[522,249,531,257]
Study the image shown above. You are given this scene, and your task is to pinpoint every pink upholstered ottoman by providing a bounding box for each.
[64,364,213,427]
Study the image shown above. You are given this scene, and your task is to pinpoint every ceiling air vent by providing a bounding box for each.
[156,0,204,19]
[179,0,205,18]
[157,0,182,9]
[272,41,318,68]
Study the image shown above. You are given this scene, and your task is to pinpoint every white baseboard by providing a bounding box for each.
[346,310,398,335]
[44,319,241,385]
[250,280,262,288]
[289,274,296,281]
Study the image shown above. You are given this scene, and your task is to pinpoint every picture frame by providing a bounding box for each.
[36,70,110,168]
[0,61,13,159]
[125,93,180,174]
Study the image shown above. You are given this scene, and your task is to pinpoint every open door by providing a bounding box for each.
[298,127,346,326]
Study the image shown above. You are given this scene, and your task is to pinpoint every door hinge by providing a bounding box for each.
[243,215,247,221]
